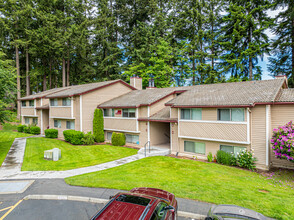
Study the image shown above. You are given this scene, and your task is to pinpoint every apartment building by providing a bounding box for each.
[99,76,294,170]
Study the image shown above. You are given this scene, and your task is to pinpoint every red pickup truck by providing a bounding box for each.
[91,187,178,220]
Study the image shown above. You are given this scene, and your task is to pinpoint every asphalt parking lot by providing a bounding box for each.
[0,179,204,220]
[0,199,195,220]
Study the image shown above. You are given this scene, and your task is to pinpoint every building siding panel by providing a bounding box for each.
[104,118,137,132]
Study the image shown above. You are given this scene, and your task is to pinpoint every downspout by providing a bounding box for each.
[80,95,83,131]
[41,99,43,134]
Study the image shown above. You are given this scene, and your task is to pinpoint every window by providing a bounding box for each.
[22,101,26,107]
[126,134,139,144]
[62,98,71,106]
[150,202,168,220]
[66,121,75,129]
[111,109,115,117]
[25,118,30,124]
[50,99,58,106]
[122,108,136,118]
[218,108,244,122]
[32,118,38,125]
[220,145,246,156]
[184,141,206,154]
[107,132,112,140]
[54,120,61,128]
[181,108,202,120]
[29,100,34,107]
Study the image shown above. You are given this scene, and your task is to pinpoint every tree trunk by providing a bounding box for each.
[16,45,21,119]
[67,47,70,86]
[211,21,214,71]
[49,61,52,89]
[62,58,66,87]
[43,63,47,91]
[26,49,30,96]
[192,49,195,85]
[248,27,253,80]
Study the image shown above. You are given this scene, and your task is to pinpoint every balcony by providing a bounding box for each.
[104,117,138,133]
[50,107,72,119]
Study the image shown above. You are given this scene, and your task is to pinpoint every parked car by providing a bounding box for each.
[205,204,267,220]
[91,187,178,220]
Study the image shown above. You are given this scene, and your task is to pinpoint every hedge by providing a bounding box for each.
[111,132,126,146]
[30,126,41,135]
[82,132,95,145]
[93,109,104,143]
[63,130,84,145]
[23,125,30,134]
[17,124,26,132]
[45,129,58,138]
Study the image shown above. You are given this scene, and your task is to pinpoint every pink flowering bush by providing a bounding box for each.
[271,121,294,162]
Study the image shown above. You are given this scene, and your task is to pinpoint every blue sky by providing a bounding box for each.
[260,8,282,80]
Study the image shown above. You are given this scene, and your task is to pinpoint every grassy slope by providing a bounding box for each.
[65,156,294,220]
[22,138,138,171]
[0,131,31,166]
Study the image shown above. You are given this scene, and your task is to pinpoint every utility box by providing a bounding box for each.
[44,148,61,161]
[52,148,61,161]
[44,150,53,160]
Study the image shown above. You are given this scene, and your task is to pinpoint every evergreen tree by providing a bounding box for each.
[269,0,294,87]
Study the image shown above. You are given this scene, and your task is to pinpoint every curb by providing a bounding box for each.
[23,194,206,219]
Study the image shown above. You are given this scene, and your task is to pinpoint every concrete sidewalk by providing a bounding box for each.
[0,135,145,180]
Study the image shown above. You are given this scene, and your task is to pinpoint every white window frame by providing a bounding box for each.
[50,99,58,107]
[32,118,38,125]
[29,100,34,107]
[107,132,113,140]
[180,108,202,120]
[220,145,246,156]
[217,108,244,122]
[122,108,136,118]
[66,120,75,129]
[25,118,30,124]
[22,101,27,107]
[54,120,61,128]
[125,134,139,144]
[62,98,71,106]
[184,141,206,155]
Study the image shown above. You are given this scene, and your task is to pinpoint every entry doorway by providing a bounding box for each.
[149,122,170,149]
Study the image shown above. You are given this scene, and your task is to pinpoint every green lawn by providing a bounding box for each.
[0,131,32,166]
[65,156,294,220]
[22,138,138,171]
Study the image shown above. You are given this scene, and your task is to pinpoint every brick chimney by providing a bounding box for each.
[146,78,155,89]
[130,75,142,90]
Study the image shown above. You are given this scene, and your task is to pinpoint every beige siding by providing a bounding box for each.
[150,122,170,145]
[104,118,137,132]
[42,98,49,106]
[21,107,35,116]
[139,121,148,147]
[49,118,76,139]
[171,122,179,153]
[139,106,148,117]
[74,96,81,131]
[202,108,217,121]
[150,95,174,115]
[251,105,267,167]
[179,121,247,142]
[50,107,72,118]
[82,83,132,133]
[270,105,294,169]
[170,108,178,119]
[177,138,249,159]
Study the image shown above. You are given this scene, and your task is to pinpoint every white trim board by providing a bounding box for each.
[104,128,140,134]
[50,106,71,108]
[179,135,250,145]
[22,115,38,118]
[104,117,137,120]
[179,119,247,125]
[50,117,75,120]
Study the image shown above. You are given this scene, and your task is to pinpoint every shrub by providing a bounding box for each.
[23,125,30,133]
[63,130,84,145]
[237,149,257,170]
[17,124,25,132]
[45,129,58,138]
[30,126,41,135]
[93,109,104,143]
[207,152,213,162]
[216,150,235,166]
[82,132,95,145]
[111,132,126,146]
[271,121,294,163]
[3,123,18,131]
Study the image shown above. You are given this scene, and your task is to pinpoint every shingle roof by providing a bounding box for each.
[98,87,189,108]
[35,104,49,110]
[46,80,134,98]
[138,107,178,122]
[167,78,285,107]
[275,89,294,102]
[19,87,69,100]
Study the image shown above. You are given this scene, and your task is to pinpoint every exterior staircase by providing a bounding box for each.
[138,144,171,157]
